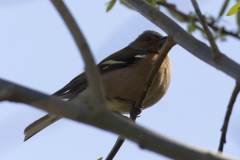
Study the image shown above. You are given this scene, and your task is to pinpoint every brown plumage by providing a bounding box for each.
[24,30,171,141]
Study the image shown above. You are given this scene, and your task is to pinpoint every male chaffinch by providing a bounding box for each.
[24,30,171,141]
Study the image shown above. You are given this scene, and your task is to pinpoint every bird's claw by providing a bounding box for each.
[130,106,142,118]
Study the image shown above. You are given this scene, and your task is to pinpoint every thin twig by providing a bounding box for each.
[131,37,175,120]
[106,136,125,160]
[218,82,240,152]
[157,1,240,40]
[191,0,221,62]
[106,113,127,160]
[51,0,106,109]
[157,1,192,21]
[106,37,176,159]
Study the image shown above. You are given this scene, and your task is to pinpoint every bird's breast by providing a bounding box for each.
[102,54,171,113]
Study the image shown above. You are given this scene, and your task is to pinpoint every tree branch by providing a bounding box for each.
[191,0,221,62]
[0,80,93,121]
[131,37,175,119]
[51,0,106,109]
[106,136,125,160]
[0,79,236,160]
[218,82,240,152]
[124,0,240,82]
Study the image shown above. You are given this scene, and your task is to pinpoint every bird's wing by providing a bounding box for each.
[24,48,148,141]
[52,72,88,99]
[52,47,148,100]
[99,47,148,68]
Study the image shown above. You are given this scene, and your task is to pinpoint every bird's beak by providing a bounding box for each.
[158,36,168,44]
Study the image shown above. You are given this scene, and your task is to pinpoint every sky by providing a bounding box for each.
[0,0,240,160]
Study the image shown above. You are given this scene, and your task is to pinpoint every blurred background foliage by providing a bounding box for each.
[106,0,240,41]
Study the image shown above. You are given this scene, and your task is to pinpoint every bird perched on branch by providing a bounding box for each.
[24,30,171,141]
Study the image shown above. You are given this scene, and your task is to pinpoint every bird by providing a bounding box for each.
[24,30,171,141]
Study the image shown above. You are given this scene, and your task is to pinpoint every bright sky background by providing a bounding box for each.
[0,0,240,160]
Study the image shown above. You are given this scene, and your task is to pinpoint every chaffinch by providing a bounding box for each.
[24,30,171,141]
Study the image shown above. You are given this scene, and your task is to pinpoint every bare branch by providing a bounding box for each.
[191,0,221,62]
[106,136,125,160]
[124,0,240,82]
[0,85,14,101]
[157,1,190,21]
[106,114,127,160]
[0,78,236,160]
[51,0,106,109]
[218,82,240,152]
[131,37,175,120]
[0,79,92,121]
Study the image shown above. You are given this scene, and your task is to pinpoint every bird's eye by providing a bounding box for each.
[146,37,151,42]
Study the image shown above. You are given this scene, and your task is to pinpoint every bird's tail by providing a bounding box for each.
[24,114,61,141]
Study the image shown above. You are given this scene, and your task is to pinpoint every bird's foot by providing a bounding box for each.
[130,106,142,119]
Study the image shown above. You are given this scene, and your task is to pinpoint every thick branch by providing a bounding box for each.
[0,80,93,122]
[124,0,240,82]
[0,79,236,159]
[0,79,235,160]
[218,82,240,152]
[191,0,221,61]
[51,0,106,109]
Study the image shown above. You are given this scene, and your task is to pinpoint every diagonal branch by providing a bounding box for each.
[218,82,240,152]
[124,0,240,82]
[191,0,221,62]
[51,0,106,109]
[131,37,175,120]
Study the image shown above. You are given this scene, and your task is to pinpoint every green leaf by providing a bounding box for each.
[193,23,204,33]
[97,157,103,160]
[106,0,116,12]
[187,23,196,33]
[218,0,229,18]
[226,2,240,16]
[219,33,227,41]
[150,0,156,7]
[146,0,157,7]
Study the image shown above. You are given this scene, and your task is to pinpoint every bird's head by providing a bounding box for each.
[129,30,167,53]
